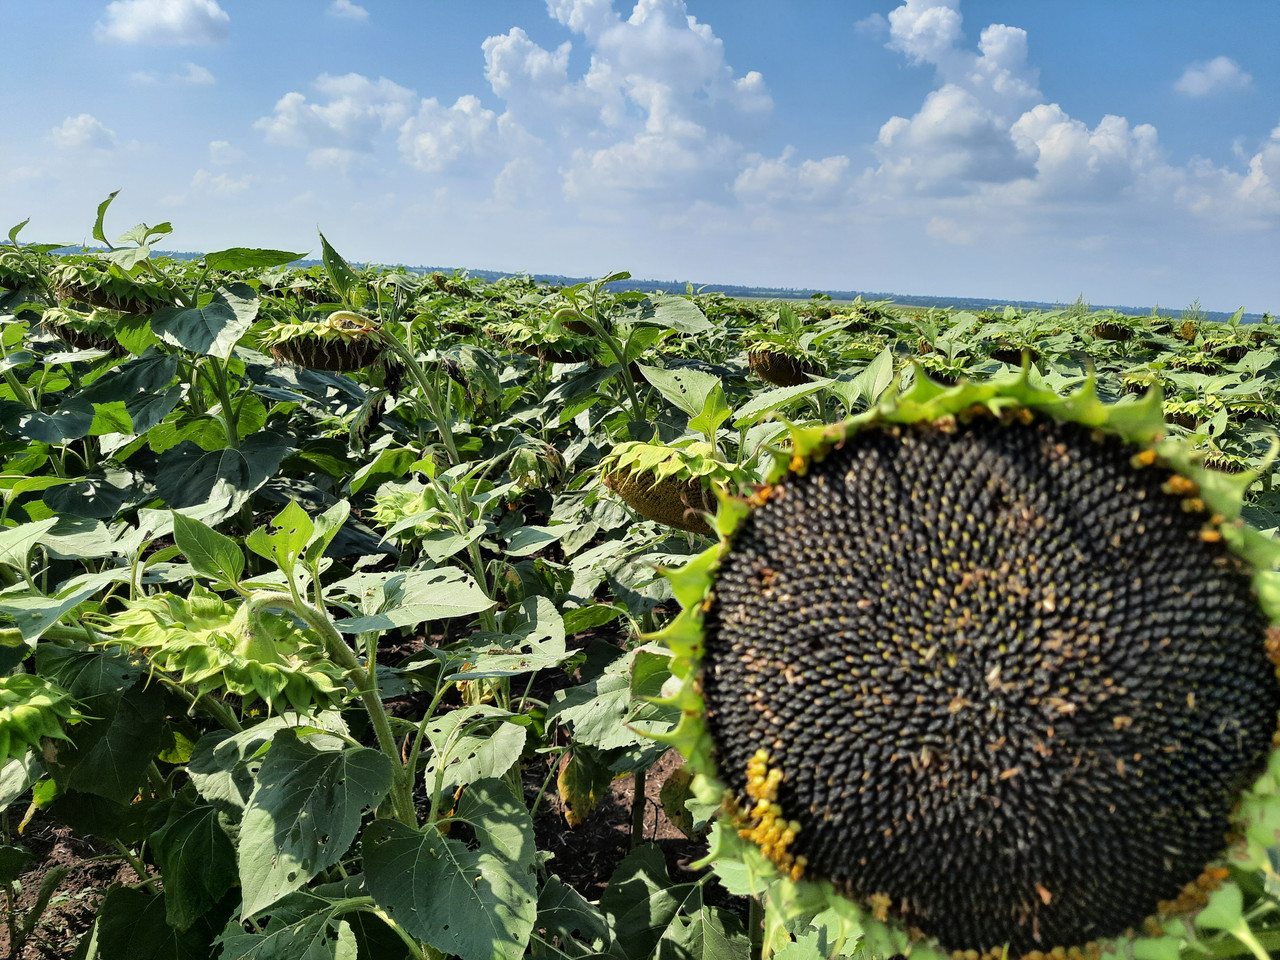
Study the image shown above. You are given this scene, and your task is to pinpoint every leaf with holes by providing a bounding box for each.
[364,780,537,960]
[421,705,527,797]
[238,729,393,919]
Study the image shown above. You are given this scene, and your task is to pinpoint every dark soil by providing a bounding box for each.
[0,815,142,959]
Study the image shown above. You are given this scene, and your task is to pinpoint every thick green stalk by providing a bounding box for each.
[375,330,461,466]
[243,591,418,827]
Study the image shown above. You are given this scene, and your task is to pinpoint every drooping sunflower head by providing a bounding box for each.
[657,374,1280,960]
[90,587,350,715]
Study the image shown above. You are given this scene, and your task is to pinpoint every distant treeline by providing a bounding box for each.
[60,248,1272,325]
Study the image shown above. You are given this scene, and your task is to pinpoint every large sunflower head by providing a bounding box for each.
[656,373,1280,960]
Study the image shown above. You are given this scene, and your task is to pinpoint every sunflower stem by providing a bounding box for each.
[748,896,765,960]
[630,768,647,847]
[1228,921,1275,960]
[244,591,418,827]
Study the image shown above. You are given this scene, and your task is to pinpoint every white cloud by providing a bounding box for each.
[872,84,1035,195]
[854,13,889,37]
[1009,104,1163,201]
[95,0,230,45]
[192,168,253,194]
[129,62,214,85]
[887,0,963,67]
[177,62,215,84]
[328,0,369,21]
[397,95,503,173]
[48,114,118,150]
[926,216,975,245]
[1174,56,1253,97]
[255,73,417,169]
[524,0,775,205]
[208,140,243,164]
[862,1,1278,242]
[734,147,850,204]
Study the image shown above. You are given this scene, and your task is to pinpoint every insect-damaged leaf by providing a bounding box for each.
[238,730,393,919]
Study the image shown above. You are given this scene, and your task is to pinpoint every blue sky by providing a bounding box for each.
[3,0,1278,313]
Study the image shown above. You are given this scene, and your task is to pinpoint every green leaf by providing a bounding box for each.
[7,218,29,245]
[3,395,95,443]
[421,706,527,796]
[364,786,538,960]
[453,597,568,679]
[318,231,366,310]
[152,799,238,931]
[155,432,291,525]
[655,906,750,960]
[304,500,351,567]
[0,517,58,569]
[96,885,230,960]
[189,716,338,815]
[44,678,166,804]
[634,296,714,334]
[731,378,833,428]
[0,753,43,811]
[151,283,259,358]
[0,579,107,644]
[687,381,732,438]
[505,524,567,557]
[35,645,144,705]
[92,190,120,248]
[0,843,31,883]
[349,446,415,495]
[172,511,245,586]
[247,500,315,577]
[203,248,307,272]
[454,777,537,870]
[635,365,722,419]
[333,569,494,632]
[216,911,359,960]
[601,844,698,960]
[239,730,393,918]
[536,875,610,954]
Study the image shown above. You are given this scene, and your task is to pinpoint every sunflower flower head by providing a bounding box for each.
[91,587,349,716]
[654,373,1280,960]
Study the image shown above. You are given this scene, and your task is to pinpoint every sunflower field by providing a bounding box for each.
[3,196,1280,960]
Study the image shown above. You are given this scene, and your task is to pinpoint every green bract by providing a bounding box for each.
[260,311,385,371]
[0,674,82,763]
[50,259,176,314]
[654,373,1280,960]
[89,588,349,715]
[600,440,740,537]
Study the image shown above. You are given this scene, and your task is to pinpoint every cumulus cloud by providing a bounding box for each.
[192,168,253,194]
[1175,56,1253,97]
[328,0,369,21]
[508,0,775,205]
[48,114,118,150]
[177,62,215,84]
[1009,104,1163,201]
[96,0,229,45]
[208,140,243,164]
[734,147,850,205]
[130,62,213,84]
[398,95,503,173]
[258,0,776,211]
[862,0,1278,238]
[255,73,416,169]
